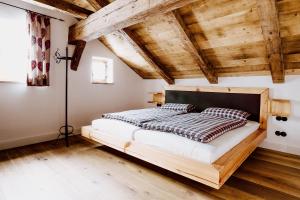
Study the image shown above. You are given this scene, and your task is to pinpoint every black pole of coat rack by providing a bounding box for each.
[54,47,74,147]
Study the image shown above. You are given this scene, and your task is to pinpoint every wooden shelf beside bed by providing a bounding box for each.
[81,86,269,189]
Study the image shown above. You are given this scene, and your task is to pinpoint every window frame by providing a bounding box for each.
[91,57,114,84]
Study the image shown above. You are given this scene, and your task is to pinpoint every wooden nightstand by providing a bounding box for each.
[148,92,164,106]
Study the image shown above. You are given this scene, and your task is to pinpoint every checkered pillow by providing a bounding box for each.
[161,103,196,112]
[201,107,250,120]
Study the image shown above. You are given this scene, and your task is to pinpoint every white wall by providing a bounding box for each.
[144,76,300,155]
[0,0,145,150]
[68,41,145,127]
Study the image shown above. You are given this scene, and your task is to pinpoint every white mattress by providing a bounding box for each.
[91,119,259,164]
[92,118,140,141]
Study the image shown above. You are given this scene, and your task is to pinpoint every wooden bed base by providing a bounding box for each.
[81,126,266,189]
[81,86,269,189]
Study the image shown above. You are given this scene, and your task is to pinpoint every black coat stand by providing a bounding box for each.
[54,47,74,147]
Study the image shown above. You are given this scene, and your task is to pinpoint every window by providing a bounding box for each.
[0,5,28,83]
[91,57,113,84]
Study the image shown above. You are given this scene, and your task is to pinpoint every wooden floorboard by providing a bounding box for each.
[0,136,299,200]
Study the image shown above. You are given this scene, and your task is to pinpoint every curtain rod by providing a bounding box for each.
[0,1,64,22]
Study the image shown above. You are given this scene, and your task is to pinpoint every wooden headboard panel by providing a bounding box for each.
[164,86,269,129]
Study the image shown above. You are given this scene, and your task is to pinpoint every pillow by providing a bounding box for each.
[160,103,196,112]
[201,107,250,120]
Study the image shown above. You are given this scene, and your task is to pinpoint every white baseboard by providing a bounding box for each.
[260,140,300,155]
[0,128,80,151]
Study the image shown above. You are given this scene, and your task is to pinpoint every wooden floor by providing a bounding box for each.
[0,136,299,200]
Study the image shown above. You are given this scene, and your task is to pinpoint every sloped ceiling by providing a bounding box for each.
[26,0,300,83]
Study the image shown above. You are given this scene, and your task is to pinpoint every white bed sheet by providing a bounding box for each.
[92,118,140,141]
[91,118,259,164]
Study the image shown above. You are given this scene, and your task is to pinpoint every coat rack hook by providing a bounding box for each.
[54,48,62,64]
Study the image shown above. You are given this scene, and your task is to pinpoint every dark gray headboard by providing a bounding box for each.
[165,90,261,122]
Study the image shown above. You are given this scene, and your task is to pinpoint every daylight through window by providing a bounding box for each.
[91,57,113,84]
[0,5,28,83]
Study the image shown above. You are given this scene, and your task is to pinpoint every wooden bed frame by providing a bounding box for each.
[81,86,269,189]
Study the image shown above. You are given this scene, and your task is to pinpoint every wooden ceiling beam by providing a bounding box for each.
[86,0,174,84]
[118,29,174,84]
[68,0,198,42]
[67,0,106,71]
[256,0,285,83]
[29,0,93,19]
[69,40,86,71]
[86,0,109,10]
[166,11,218,84]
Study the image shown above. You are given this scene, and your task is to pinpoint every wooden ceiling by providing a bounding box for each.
[26,0,300,84]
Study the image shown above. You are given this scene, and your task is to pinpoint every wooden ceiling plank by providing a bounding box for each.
[68,0,198,42]
[166,11,218,83]
[256,0,285,83]
[30,0,93,19]
[118,29,174,84]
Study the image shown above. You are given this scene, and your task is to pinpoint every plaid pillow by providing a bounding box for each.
[160,103,196,112]
[201,107,250,120]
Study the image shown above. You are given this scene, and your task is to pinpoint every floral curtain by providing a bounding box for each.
[27,12,51,86]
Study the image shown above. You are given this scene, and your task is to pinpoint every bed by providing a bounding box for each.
[81,86,269,189]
